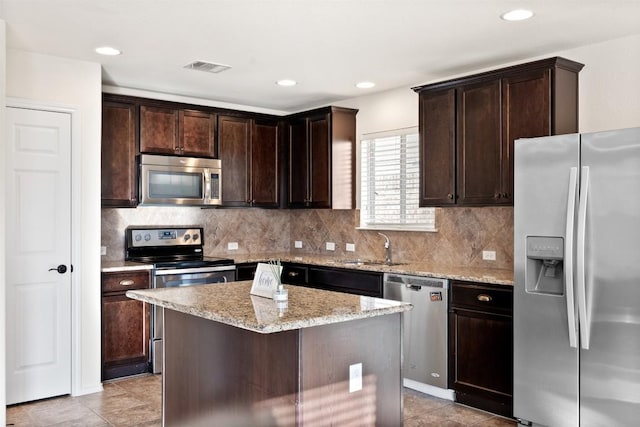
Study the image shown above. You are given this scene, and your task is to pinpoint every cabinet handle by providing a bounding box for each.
[119,279,135,286]
[477,294,492,302]
[447,193,454,200]
[494,192,501,199]
[288,271,299,277]
[502,192,509,198]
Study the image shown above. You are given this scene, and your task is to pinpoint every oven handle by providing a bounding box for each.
[154,265,236,276]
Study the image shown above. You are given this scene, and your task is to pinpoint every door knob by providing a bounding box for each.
[48,264,67,274]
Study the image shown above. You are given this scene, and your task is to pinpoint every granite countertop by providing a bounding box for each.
[126,281,412,334]
[103,253,513,285]
[101,260,154,273]
[232,253,514,286]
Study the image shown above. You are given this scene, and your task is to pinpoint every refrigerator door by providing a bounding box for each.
[579,128,640,426]
[514,134,580,426]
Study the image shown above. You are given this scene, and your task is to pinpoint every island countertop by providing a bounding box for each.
[126,281,412,334]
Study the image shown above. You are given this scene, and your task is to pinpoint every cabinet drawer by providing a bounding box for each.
[236,263,257,281]
[450,281,512,314]
[308,267,382,297]
[282,264,307,285]
[102,271,150,294]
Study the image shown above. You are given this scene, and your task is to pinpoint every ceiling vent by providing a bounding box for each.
[183,60,231,74]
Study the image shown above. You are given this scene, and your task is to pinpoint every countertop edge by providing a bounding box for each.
[126,285,412,334]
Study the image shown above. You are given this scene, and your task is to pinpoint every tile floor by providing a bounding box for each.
[7,375,516,426]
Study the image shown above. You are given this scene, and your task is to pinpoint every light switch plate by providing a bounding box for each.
[346,243,355,252]
[349,363,362,393]
[100,246,107,256]
[294,240,303,249]
[482,250,496,261]
[326,242,336,251]
[228,242,239,250]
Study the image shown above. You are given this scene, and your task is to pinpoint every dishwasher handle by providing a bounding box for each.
[406,284,422,291]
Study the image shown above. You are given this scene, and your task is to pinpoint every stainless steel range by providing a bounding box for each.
[125,226,235,373]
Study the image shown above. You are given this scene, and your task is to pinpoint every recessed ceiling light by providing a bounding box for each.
[276,79,297,87]
[356,81,375,89]
[95,46,122,56]
[500,9,534,21]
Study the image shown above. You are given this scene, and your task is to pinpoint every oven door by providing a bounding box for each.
[151,265,236,373]
[153,266,235,288]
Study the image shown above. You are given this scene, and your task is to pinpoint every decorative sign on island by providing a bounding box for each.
[250,262,283,299]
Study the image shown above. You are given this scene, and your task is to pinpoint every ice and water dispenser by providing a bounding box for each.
[525,236,564,295]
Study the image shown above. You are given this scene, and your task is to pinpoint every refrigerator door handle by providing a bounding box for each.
[577,165,591,350]
[565,167,579,348]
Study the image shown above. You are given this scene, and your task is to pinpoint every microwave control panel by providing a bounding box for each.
[127,227,203,247]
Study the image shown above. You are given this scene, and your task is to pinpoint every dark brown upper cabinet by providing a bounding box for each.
[101,96,138,207]
[287,106,358,209]
[413,57,584,207]
[217,115,280,207]
[140,105,216,157]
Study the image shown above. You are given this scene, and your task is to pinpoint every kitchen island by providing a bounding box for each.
[126,281,412,426]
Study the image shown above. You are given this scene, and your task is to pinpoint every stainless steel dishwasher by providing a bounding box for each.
[383,273,449,390]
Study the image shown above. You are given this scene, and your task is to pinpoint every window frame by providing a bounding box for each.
[357,127,436,232]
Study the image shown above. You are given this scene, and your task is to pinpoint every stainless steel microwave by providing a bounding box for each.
[139,154,222,206]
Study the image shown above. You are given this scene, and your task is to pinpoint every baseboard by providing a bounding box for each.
[403,378,455,401]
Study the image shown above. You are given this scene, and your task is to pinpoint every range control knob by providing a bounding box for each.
[192,233,199,241]
[134,234,142,242]
[184,233,191,241]
[144,233,151,241]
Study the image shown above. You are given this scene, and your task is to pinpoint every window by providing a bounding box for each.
[359,127,435,231]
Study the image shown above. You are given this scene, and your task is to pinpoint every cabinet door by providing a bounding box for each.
[418,89,456,206]
[502,69,551,204]
[179,109,216,157]
[218,115,251,206]
[251,120,280,207]
[140,105,179,154]
[288,118,309,207]
[456,80,503,205]
[308,113,331,208]
[449,308,513,416]
[101,100,138,207]
[102,294,150,380]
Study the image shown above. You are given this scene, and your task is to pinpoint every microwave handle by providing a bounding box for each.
[204,171,211,204]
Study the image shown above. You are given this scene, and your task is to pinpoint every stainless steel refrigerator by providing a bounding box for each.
[514,127,640,426]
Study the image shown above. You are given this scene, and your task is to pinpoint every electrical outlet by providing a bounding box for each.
[346,243,356,252]
[294,240,303,249]
[228,242,239,250]
[326,242,336,251]
[482,250,496,261]
[349,363,363,393]
[100,246,107,256]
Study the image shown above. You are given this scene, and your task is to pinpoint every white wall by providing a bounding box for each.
[1,18,7,427]
[337,33,640,137]
[5,50,103,396]
[566,34,640,132]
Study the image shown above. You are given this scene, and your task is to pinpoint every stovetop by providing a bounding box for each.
[147,256,235,269]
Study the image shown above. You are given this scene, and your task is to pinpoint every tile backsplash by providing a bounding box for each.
[102,206,513,271]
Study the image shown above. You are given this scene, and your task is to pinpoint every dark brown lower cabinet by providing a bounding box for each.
[449,281,513,418]
[101,270,151,380]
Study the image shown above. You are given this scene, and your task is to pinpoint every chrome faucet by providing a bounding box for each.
[378,232,392,265]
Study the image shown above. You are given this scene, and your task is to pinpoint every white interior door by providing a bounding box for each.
[5,106,72,405]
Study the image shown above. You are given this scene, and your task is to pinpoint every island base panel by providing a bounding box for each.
[163,310,402,426]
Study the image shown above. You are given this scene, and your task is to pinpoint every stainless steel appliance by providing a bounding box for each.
[139,154,222,206]
[514,127,640,426]
[125,226,235,373]
[383,273,452,399]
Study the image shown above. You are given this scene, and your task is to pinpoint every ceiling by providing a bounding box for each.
[1,0,639,113]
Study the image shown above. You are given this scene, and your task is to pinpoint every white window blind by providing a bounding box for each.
[360,128,435,231]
